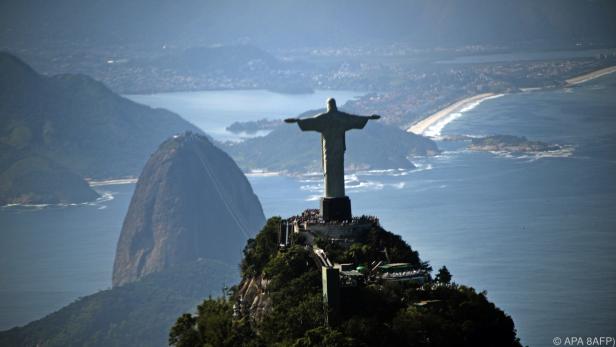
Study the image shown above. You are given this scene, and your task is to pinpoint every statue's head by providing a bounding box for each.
[327,98,337,112]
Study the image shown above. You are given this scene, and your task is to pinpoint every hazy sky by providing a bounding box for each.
[1,0,615,49]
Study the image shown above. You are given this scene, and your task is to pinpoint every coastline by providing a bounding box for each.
[565,65,616,85]
[88,178,138,187]
[408,65,616,137]
[407,93,495,136]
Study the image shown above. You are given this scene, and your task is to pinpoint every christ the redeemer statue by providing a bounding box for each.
[285,98,380,221]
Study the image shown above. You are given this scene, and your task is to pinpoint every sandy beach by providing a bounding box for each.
[565,65,616,85]
[407,93,495,135]
[408,65,616,137]
[88,178,138,186]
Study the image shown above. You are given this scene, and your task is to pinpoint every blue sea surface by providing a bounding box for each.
[126,89,364,142]
[0,184,134,330]
[1,79,615,346]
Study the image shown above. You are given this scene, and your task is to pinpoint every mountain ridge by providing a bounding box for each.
[0,51,203,204]
[0,51,203,179]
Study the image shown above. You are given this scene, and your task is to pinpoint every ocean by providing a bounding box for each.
[126,89,364,142]
[1,81,615,346]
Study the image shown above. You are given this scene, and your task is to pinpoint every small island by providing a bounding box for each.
[468,135,562,154]
[226,118,282,134]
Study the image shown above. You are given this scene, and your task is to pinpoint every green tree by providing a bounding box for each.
[170,299,244,347]
[169,314,200,347]
[169,218,522,347]
[292,327,356,347]
[435,266,452,284]
[241,217,281,276]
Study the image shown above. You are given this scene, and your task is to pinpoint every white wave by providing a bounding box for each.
[351,165,432,177]
[346,180,385,192]
[245,170,281,177]
[359,168,397,174]
[344,174,360,184]
[520,87,543,92]
[300,175,408,195]
[490,145,575,162]
[409,162,433,173]
[300,184,322,192]
[431,150,465,161]
[391,182,406,189]
[304,194,322,202]
[94,191,115,203]
[524,146,575,162]
[1,203,50,209]
[424,94,504,137]
[462,134,486,139]
[298,178,321,183]
[1,190,115,210]
[301,171,323,177]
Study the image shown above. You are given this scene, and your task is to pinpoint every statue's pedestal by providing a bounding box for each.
[321,196,352,222]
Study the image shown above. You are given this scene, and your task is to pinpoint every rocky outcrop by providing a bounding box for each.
[234,275,271,322]
[469,135,563,153]
[112,133,265,287]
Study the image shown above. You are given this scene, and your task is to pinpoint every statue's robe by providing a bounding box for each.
[297,111,370,198]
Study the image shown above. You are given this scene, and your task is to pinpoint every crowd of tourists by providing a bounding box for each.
[286,209,379,226]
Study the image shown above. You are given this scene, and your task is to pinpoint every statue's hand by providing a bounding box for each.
[284,118,299,123]
[369,114,381,120]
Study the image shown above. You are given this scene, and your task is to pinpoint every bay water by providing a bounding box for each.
[1,82,615,346]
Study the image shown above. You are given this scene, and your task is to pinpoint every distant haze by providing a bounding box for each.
[1,0,616,49]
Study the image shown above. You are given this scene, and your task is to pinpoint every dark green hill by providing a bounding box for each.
[0,260,238,347]
[0,144,99,205]
[0,51,202,179]
[169,217,523,347]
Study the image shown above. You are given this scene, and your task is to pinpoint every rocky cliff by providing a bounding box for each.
[112,132,265,287]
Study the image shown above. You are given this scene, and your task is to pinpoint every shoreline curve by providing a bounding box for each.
[408,65,616,137]
[407,93,495,136]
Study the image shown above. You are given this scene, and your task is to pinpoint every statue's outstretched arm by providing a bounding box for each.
[288,116,323,132]
[344,114,381,130]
